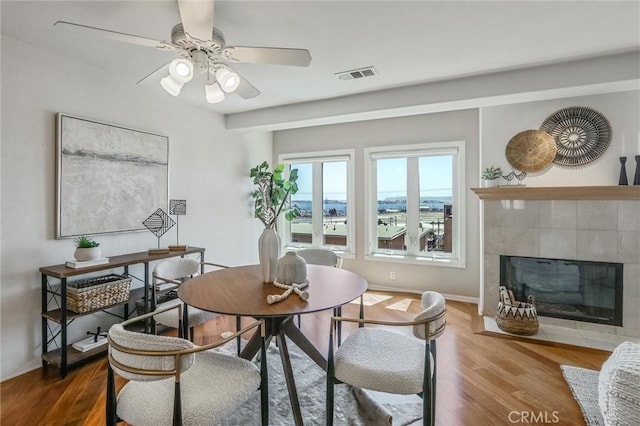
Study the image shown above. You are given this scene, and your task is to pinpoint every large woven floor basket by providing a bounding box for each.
[496,286,539,336]
[67,274,132,313]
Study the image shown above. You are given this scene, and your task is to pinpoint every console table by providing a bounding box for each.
[40,246,205,378]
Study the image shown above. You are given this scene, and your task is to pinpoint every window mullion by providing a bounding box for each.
[311,162,323,246]
[406,158,420,254]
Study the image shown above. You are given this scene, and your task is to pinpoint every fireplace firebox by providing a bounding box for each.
[500,255,623,326]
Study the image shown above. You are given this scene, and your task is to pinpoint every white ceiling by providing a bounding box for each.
[2,0,639,115]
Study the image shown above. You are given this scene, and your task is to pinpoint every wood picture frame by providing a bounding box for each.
[56,114,168,238]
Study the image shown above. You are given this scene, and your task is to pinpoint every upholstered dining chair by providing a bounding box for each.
[295,248,358,344]
[326,291,446,426]
[152,258,240,345]
[106,304,268,426]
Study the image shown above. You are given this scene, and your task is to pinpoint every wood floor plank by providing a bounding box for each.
[1,292,611,425]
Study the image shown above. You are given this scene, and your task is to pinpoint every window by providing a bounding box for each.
[365,141,465,267]
[279,150,355,254]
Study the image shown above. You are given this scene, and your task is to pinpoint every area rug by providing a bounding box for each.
[218,340,422,425]
[561,365,604,426]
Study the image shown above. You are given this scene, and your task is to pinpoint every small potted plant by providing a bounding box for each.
[481,166,503,187]
[73,235,102,261]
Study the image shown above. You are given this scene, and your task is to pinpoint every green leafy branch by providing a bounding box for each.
[250,161,300,228]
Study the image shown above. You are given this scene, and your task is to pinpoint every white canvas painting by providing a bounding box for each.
[57,114,168,238]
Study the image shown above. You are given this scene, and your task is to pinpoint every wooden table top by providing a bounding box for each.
[178,264,368,317]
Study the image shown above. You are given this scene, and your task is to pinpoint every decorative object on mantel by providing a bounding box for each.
[619,157,629,185]
[481,165,503,187]
[143,208,175,254]
[540,106,612,167]
[250,161,300,283]
[505,130,556,172]
[168,199,187,251]
[514,170,527,185]
[496,286,539,336]
[634,155,640,186]
[500,171,515,186]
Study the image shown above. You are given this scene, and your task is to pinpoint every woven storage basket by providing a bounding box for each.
[496,286,539,336]
[67,274,132,314]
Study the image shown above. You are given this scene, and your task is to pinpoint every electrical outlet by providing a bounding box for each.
[389,271,395,280]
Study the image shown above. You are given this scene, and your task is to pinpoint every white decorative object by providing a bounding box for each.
[74,246,103,261]
[258,227,280,283]
[276,251,307,285]
[267,280,309,304]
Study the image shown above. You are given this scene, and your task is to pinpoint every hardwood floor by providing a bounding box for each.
[1,291,611,425]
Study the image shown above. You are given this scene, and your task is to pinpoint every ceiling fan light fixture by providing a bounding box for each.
[168,58,194,83]
[160,75,183,96]
[215,68,240,93]
[205,82,225,103]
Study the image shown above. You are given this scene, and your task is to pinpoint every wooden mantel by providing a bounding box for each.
[471,185,640,200]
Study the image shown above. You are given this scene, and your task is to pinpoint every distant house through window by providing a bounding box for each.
[364,141,466,267]
[279,150,355,255]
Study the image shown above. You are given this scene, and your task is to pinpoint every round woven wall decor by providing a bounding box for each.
[505,130,556,172]
[539,106,612,167]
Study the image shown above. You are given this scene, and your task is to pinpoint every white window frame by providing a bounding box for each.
[364,141,466,268]
[278,149,355,256]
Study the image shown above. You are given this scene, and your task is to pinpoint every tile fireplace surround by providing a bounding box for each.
[474,187,640,345]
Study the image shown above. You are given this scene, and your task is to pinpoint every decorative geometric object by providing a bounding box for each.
[143,208,175,254]
[505,130,556,172]
[634,156,640,186]
[540,106,612,167]
[168,199,187,251]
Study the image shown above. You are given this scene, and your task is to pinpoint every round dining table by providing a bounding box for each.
[177,263,368,426]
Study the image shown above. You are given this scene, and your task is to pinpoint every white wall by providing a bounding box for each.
[481,91,640,186]
[274,109,481,298]
[0,36,271,380]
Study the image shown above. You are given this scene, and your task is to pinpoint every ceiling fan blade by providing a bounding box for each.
[222,46,312,67]
[54,21,172,50]
[136,62,170,85]
[177,0,214,42]
[235,73,261,99]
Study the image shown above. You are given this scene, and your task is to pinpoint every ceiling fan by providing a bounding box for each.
[54,0,312,103]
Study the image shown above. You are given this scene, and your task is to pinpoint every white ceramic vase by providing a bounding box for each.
[74,246,102,261]
[482,179,498,188]
[276,251,307,285]
[258,227,280,283]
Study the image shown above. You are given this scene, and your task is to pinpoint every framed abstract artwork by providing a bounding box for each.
[56,114,168,238]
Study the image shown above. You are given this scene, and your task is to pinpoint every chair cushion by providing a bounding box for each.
[334,327,433,395]
[153,298,218,329]
[117,349,261,425]
[108,324,195,382]
[598,341,640,426]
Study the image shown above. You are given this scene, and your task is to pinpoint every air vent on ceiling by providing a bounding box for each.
[335,66,378,81]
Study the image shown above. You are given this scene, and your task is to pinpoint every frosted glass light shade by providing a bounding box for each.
[205,83,225,103]
[215,68,240,93]
[168,59,194,83]
[160,75,183,96]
